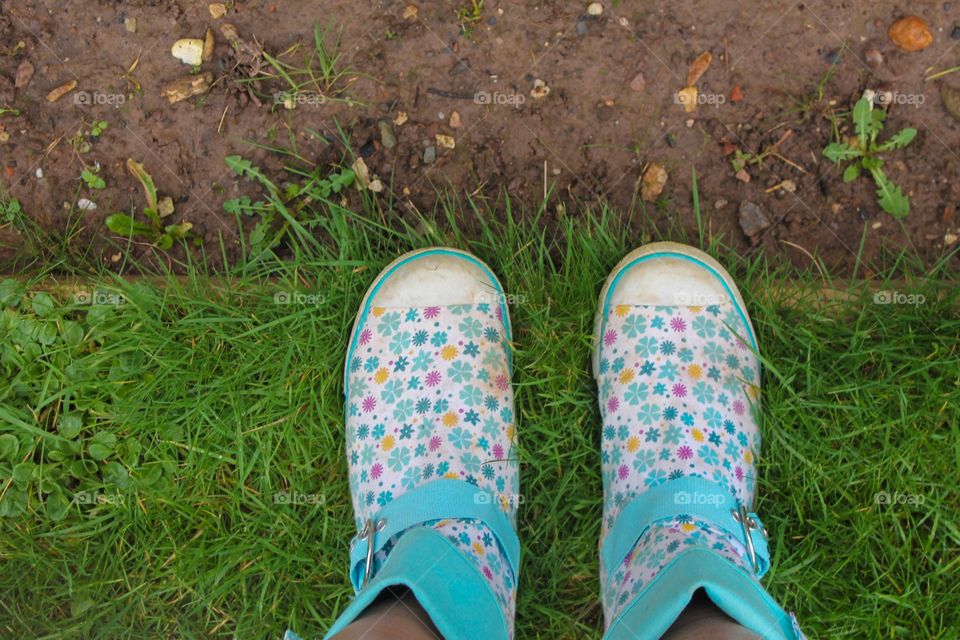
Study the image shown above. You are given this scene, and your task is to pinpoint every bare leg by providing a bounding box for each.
[329,587,443,640]
[662,590,760,640]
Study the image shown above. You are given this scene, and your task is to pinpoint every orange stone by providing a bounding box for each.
[888,16,933,52]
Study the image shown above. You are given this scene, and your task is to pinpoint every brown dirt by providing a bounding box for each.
[1,1,959,274]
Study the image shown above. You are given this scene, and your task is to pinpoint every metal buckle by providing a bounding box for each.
[355,517,388,588]
[731,505,767,573]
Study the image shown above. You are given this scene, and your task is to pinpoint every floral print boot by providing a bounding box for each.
[323,248,520,640]
[593,242,803,640]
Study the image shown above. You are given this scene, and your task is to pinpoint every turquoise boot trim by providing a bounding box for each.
[602,476,770,584]
[324,526,511,640]
[604,549,801,640]
[602,476,800,639]
[347,478,520,592]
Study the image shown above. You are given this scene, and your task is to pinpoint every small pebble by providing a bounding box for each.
[423,146,436,164]
[738,200,771,236]
[576,20,588,37]
[864,48,882,69]
[77,198,97,211]
[628,72,645,92]
[587,2,603,16]
[714,198,728,210]
[124,17,137,33]
[36,168,43,178]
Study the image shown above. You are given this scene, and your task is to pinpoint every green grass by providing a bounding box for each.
[1,195,958,638]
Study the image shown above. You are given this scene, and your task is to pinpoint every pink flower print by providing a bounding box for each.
[371,463,383,479]
[492,443,505,459]
[677,445,693,460]
[604,330,618,346]
[732,399,745,415]
[359,328,372,345]
[495,307,503,320]
[495,374,509,391]
[429,436,442,451]
[735,465,744,481]
[670,317,687,332]
[618,464,630,480]
[362,396,376,412]
[424,307,440,319]
[607,396,620,413]
[426,371,442,387]
[483,566,493,579]
[672,383,687,398]
[735,337,749,350]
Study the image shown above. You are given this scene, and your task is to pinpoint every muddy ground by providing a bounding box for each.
[1,1,959,274]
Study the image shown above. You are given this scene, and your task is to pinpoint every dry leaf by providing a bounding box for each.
[686,51,712,86]
[15,59,34,89]
[46,80,78,103]
[203,28,216,62]
[161,73,213,104]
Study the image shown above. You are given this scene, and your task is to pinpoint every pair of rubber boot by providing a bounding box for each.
[309,243,803,639]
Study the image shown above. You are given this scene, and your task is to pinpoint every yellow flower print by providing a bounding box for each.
[382,435,395,451]
[615,304,631,317]
[619,369,635,384]
[744,449,753,464]
[692,429,705,443]
[680,522,696,532]
[441,345,458,360]
[688,364,702,380]
[374,367,389,384]
[443,412,459,427]
[627,436,641,453]
[472,541,485,555]
[372,307,386,317]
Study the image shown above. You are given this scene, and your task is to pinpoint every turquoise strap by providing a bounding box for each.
[348,478,520,592]
[602,476,770,586]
